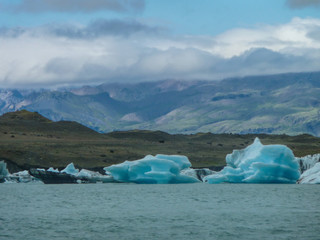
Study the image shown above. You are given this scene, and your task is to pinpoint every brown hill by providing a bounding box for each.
[1,110,320,173]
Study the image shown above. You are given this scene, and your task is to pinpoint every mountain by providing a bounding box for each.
[1,110,320,173]
[1,71,320,135]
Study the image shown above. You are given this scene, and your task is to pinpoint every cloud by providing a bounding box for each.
[50,19,166,38]
[211,18,320,57]
[307,27,320,41]
[286,0,320,8]
[4,0,145,13]
[0,17,320,88]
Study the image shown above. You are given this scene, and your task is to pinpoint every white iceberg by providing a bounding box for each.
[77,169,114,183]
[32,164,114,184]
[104,154,200,184]
[298,162,320,184]
[6,170,41,183]
[296,154,320,173]
[204,138,300,184]
[181,168,215,181]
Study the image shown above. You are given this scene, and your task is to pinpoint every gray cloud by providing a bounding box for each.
[0,27,26,38]
[0,17,320,88]
[307,27,320,41]
[40,47,320,87]
[0,19,166,39]
[6,0,145,13]
[215,48,316,78]
[51,19,166,38]
[286,0,320,8]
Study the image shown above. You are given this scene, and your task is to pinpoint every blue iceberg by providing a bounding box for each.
[104,154,200,184]
[47,167,59,173]
[0,161,9,182]
[204,138,300,184]
[61,163,79,175]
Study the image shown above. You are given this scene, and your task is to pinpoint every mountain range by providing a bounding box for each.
[1,71,320,136]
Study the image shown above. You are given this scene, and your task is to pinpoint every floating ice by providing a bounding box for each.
[104,154,200,184]
[204,138,300,184]
[77,169,114,183]
[29,164,114,184]
[6,170,40,183]
[61,163,79,175]
[181,168,215,181]
[296,154,320,173]
[0,161,9,182]
[47,167,59,173]
[298,162,320,184]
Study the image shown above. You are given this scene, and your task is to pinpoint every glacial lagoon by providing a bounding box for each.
[1,183,319,240]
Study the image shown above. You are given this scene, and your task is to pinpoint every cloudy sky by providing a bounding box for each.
[0,0,320,88]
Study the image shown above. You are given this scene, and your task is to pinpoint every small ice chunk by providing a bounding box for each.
[77,169,114,183]
[104,154,200,184]
[0,160,9,178]
[204,138,300,184]
[47,167,59,173]
[0,161,9,183]
[61,163,79,175]
[181,168,215,181]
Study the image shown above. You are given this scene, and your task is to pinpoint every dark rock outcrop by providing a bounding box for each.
[29,169,77,184]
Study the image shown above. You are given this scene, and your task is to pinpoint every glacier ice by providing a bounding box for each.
[104,154,200,184]
[296,154,320,173]
[0,161,40,183]
[47,167,59,173]
[26,163,114,184]
[76,169,114,183]
[181,168,215,181]
[46,164,113,183]
[204,138,300,184]
[6,170,41,183]
[298,162,320,184]
[61,163,79,175]
[0,160,9,182]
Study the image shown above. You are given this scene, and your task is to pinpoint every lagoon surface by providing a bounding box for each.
[0,184,319,240]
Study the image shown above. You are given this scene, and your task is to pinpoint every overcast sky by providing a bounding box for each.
[0,0,320,88]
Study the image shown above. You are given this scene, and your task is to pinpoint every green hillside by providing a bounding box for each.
[1,110,320,173]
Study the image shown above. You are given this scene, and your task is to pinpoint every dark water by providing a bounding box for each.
[0,183,319,240]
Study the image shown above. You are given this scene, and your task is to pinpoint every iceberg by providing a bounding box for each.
[204,138,300,184]
[47,167,60,173]
[29,163,114,184]
[298,162,320,184]
[296,154,320,173]
[181,168,215,181]
[6,170,41,183]
[76,169,114,183]
[0,160,9,183]
[104,154,200,184]
[61,163,79,175]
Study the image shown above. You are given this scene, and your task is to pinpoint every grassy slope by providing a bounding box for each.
[1,110,320,172]
[124,83,320,136]
[110,73,320,136]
